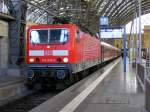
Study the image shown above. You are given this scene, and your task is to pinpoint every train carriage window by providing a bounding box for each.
[30,30,48,43]
[49,29,69,43]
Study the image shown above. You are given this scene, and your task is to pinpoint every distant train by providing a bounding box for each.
[26,24,121,88]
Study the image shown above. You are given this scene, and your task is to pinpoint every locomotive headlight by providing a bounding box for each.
[29,58,34,63]
[63,58,68,63]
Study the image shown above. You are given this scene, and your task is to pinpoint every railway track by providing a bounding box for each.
[0,89,61,112]
[0,58,117,112]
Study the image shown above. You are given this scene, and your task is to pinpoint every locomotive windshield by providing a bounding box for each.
[30,29,69,44]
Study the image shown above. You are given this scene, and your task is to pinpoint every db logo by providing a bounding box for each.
[44,50,52,55]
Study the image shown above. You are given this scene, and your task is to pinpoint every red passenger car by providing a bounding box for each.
[26,23,120,88]
[101,42,121,61]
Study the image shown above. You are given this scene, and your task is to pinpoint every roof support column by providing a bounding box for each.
[9,0,27,67]
[137,0,142,63]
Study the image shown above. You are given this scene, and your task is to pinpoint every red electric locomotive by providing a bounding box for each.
[26,23,120,88]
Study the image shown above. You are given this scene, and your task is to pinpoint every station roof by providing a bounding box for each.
[2,0,150,33]
[26,0,150,33]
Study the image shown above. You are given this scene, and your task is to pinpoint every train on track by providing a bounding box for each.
[26,23,121,88]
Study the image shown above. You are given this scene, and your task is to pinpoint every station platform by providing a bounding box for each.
[0,69,27,106]
[0,69,25,87]
[30,58,145,112]
[73,58,145,112]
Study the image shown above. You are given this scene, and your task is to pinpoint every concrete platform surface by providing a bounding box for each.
[30,58,145,112]
[74,58,145,112]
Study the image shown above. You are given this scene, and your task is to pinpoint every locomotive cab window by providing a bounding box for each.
[30,29,69,44]
[49,29,69,43]
[30,30,48,44]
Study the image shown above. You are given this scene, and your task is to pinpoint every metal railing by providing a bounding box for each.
[137,62,150,112]
[145,78,150,112]
[137,63,145,85]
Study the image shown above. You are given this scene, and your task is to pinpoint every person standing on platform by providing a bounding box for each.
[121,52,124,59]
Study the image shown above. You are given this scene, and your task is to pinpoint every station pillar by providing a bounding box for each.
[9,0,27,67]
[123,27,126,72]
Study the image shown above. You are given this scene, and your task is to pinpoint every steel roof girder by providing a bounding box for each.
[107,0,124,18]
[111,1,136,20]
[98,0,114,16]
[111,6,136,25]
[3,0,15,16]
[104,0,118,16]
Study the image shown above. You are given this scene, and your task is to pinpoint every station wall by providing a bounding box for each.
[0,20,8,68]
[143,25,150,48]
